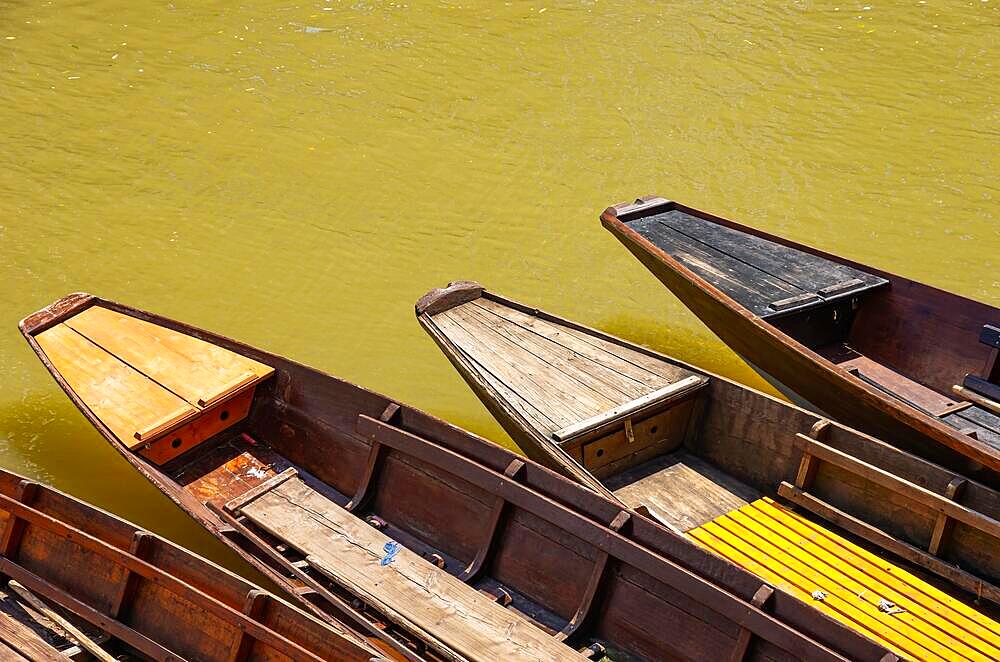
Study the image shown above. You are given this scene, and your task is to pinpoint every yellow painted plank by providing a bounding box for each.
[35,324,196,448]
[65,306,273,407]
[690,499,1000,662]
[687,526,922,661]
[715,513,991,661]
[745,500,1000,656]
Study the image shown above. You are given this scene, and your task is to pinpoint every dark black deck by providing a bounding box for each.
[627,209,889,318]
[943,405,1000,452]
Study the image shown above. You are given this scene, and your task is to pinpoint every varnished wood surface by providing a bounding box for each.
[33,304,273,458]
[239,476,580,662]
[34,323,196,448]
[64,305,273,406]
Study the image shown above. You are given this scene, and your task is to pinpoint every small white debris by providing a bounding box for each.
[246,467,267,479]
[878,599,905,614]
[811,590,828,601]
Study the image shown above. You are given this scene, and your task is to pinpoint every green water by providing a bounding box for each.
[1,1,996,567]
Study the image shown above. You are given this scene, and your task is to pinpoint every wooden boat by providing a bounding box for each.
[18,293,907,662]
[415,280,1000,662]
[0,467,379,661]
[601,196,1000,482]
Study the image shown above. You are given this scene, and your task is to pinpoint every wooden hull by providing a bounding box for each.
[415,281,1000,661]
[19,293,902,662]
[0,467,376,661]
[601,198,1000,481]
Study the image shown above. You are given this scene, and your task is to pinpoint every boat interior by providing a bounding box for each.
[0,468,371,662]
[28,296,912,661]
[417,285,1000,661]
[621,201,1000,451]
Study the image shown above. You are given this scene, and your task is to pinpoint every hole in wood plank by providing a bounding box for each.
[171,437,182,449]
[595,448,604,458]
[650,426,658,435]
[220,410,230,421]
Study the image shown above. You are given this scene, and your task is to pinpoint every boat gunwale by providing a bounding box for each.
[20,293,902,662]
[0,466,378,661]
[600,198,1000,475]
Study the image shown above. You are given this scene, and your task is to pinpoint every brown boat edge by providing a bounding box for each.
[19,292,903,661]
[600,196,1000,484]
[414,280,1000,662]
[0,466,380,661]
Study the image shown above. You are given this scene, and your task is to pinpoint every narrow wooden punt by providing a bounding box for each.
[415,281,1000,662]
[0,467,378,661]
[19,294,902,662]
[600,197,1000,483]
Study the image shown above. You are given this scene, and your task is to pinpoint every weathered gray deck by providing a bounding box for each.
[627,209,888,317]
[235,475,579,662]
[429,297,699,440]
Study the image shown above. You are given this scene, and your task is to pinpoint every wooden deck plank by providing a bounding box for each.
[472,298,693,386]
[64,306,273,408]
[34,324,196,448]
[689,499,1000,662]
[606,452,759,531]
[446,306,620,416]
[434,309,603,429]
[463,302,651,402]
[627,216,804,316]
[0,611,63,662]
[238,477,579,662]
[650,210,886,300]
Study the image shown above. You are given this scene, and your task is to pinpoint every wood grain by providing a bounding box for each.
[239,476,579,662]
[34,324,195,448]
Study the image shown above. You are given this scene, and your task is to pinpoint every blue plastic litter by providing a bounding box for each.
[381,541,401,566]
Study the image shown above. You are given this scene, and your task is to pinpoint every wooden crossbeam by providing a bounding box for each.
[556,510,630,642]
[109,531,154,620]
[227,589,269,662]
[0,481,39,558]
[729,584,775,662]
[459,459,524,583]
[927,477,967,557]
[346,404,399,513]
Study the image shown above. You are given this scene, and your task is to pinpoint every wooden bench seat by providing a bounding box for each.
[33,305,274,464]
[229,471,580,662]
[689,498,1000,662]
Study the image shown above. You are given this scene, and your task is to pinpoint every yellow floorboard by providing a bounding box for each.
[688,498,1000,662]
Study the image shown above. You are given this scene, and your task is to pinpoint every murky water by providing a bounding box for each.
[1,1,996,568]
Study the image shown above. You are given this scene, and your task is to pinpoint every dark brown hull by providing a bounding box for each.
[0,467,376,661]
[602,198,1000,480]
[19,293,899,662]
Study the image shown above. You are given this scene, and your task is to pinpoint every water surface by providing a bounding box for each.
[1,1,996,565]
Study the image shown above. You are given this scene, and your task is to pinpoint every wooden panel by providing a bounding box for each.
[608,452,760,531]
[630,210,887,317]
[238,477,577,662]
[472,297,694,385]
[137,387,256,465]
[579,400,693,472]
[690,499,1000,662]
[64,306,273,407]
[34,324,196,448]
